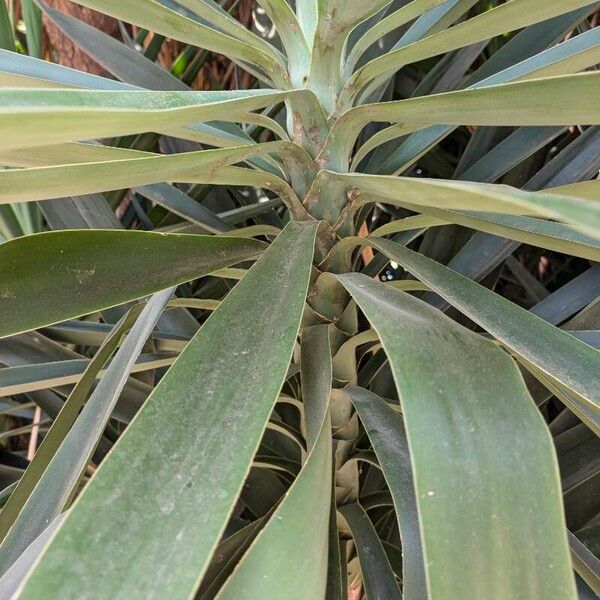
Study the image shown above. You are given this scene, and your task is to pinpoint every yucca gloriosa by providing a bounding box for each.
[0,0,599,597]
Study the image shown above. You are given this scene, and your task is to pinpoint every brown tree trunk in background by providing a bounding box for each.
[39,0,256,88]
[42,0,118,75]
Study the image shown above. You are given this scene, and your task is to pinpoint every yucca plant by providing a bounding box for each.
[0,0,599,597]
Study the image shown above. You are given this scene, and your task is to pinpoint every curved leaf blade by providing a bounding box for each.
[217,416,332,599]
[216,324,333,598]
[0,88,287,150]
[344,387,426,599]
[0,290,173,573]
[0,230,265,338]
[338,273,575,600]
[339,502,400,599]
[366,238,600,413]
[18,221,318,599]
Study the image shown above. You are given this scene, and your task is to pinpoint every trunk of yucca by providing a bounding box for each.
[286,97,365,510]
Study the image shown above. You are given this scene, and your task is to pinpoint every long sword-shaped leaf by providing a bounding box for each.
[328,73,600,167]
[301,324,332,448]
[420,210,600,262]
[37,0,188,91]
[345,0,448,74]
[217,417,331,599]
[216,324,333,598]
[0,144,260,234]
[330,208,600,270]
[136,183,230,233]
[344,387,426,599]
[368,73,600,126]
[0,51,259,149]
[0,141,152,168]
[0,355,175,397]
[363,238,600,412]
[395,0,480,50]
[0,88,289,150]
[0,48,137,89]
[0,230,265,339]
[18,221,318,599]
[0,144,293,202]
[327,172,600,236]
[0,311,182,542]
[569,530,600,597]
[0,2,15,51]
[340,0,598,105]
[469,7,595,85]
[549,179,600,201]
[366,24,600,173]
[20,0,42,58]
[338,273,576,600]
[457,126,564,184]
[150,0,280,64]
[296,0,318,47]
[0,290,173,574]
[338,502,400,599]
[68,0,288,85]
[0,515,64,599]
[255,0,310,87]
[0,149,307,219]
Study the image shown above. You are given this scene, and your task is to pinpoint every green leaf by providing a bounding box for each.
[342,0,397,27]
[196,516,269,599]
[216,323,332,598]
[0,88,288,150]
[296,1,317,50]
[0,144,308,219]
[343,387,426,599]
[337,273,576,600]
[329,73,600,166]
[0,51,259,149]
[332,207,600,272]
[301,324,332,448]
[216,418,332,599]
[470,7,595,85]
[68,0,288,85]
[457,126,564,184]
[569,531,600,596]
[0,312,181,541]
[0,2,15,51]
[345,0,448,74]
[0,230,265,339]
[369,19,600,174]
[0,47,135,88]
[341,0,599,105]
[38,0,188,90]
[338,502,400,599]
[0,145,278,203]
[547,178,600,201]
[163,0,281,64]
[20,0,42,58]
[1,141,152,168]
[363,238,600,413]
[137,183,230,233]
[0,514,65,599]
[0,354,175,397]
[423,210,600,262]
[327,172,600,236]
[395,0,479,48]
[0,291,173,573]
[255,0,310,87]
[19,221,318,599]
[369,73,600,127]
